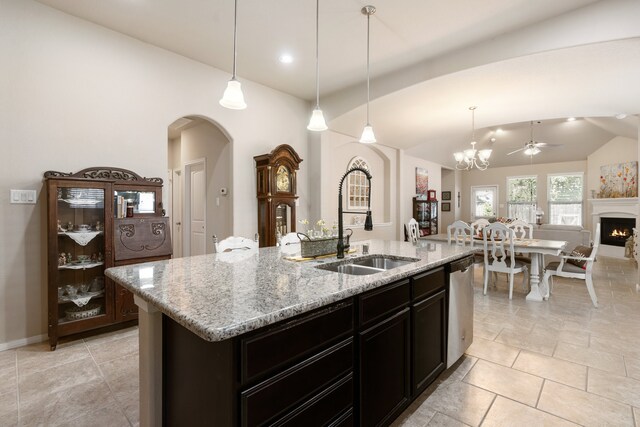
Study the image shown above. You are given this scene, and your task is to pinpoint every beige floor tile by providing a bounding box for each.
[427,412,470,426]
[87,334,138,365]
[473,321,503,341]
[19,378,117,426]
[98,351,139,385]
[626,357,640,381]
[17,341,91,376]
[538,380,634,427]
[0,350,16,369]
[590,334,640,360]
[83,325,138,345]
[0,391,17,418]
[391,399,437,427]
[422,381,495,427]
[513,350,587,390]
[554,341,626,375]
[114,389,139,427]
[634,407,639,427]
[0,364,17,396]
[588,368,640,408]
[18,357,103,406]
[439,355,478,386]
[482,396,579,427]
[56,402,131,427]
[463,360,543,407]
[465,338,520,367]
[494,329,557,356]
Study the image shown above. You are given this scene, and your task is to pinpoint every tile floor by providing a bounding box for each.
[0,255,638,426]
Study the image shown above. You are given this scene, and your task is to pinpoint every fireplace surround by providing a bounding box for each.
[590,197,638,258]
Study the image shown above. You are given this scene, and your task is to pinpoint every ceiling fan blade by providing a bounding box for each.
[507,147,526,155]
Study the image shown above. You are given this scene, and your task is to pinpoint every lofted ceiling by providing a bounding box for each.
[36,0,640,168]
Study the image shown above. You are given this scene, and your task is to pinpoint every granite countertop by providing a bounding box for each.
[105,239,474,342]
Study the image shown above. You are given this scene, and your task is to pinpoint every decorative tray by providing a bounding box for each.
[65,303,101,321]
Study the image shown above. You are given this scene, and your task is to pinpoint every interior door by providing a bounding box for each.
[184,160,206,256]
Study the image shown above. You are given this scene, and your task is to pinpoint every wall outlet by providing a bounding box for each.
[10,189,37,204]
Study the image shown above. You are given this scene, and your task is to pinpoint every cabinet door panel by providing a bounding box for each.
[359,279,410,327]
[359,308,411,427]
[412,267,445,301]
[412,289,447,395]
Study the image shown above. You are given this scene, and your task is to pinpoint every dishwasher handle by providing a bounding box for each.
[448,255,474,274]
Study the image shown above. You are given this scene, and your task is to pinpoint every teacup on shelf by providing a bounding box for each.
[79,283,90,293]
[65,284,78,297]
[77,255,90,263]
[58,287,65,298]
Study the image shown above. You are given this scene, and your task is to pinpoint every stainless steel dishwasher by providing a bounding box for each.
[447,255,474,368]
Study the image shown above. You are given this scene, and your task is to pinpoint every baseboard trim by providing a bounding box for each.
[0,334,47,352]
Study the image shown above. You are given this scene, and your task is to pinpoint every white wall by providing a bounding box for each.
[0,0,309,348]
[402,155,443,234]
[460,160,587,226]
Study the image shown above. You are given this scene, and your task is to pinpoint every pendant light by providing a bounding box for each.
[453,106,491,170]
[307,0,328,131]
[359,5,376,144]
[219,0,247,110]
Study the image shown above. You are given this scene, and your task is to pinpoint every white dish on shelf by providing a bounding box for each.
[65,303,101,321]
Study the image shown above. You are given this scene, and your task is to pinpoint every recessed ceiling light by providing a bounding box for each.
[615,113,627,119]
[496,128,504,134]
[490,137,496,142]
[567,117,576,121]
[279,54,294,64]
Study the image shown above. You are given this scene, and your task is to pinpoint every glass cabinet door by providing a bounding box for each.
[53,184,110,329]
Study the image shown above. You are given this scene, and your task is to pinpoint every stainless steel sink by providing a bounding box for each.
[315,255,420,275]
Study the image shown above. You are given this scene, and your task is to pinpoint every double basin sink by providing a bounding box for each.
[315,255,420,276]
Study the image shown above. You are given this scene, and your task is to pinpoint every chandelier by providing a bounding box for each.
[454,106,491,171]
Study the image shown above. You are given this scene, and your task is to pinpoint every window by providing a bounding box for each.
[547,173,583,226]
[347,157,370,210]
[507,176,536,222]
[471,186,498,219]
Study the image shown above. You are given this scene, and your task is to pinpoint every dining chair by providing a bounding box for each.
[482,222,529,299]
[447,220,471,246]
[541,223,600,307]
[507,219,534,267]
[213,234,259,253]
[406,218,420,243]
[470,218,490,238]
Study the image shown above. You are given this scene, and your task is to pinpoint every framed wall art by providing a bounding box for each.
[415,167,428,196]
[442,202,451,212]
[441,191,451,201]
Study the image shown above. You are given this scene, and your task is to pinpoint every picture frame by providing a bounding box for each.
[441,191,451,201]
[441,202,451,212]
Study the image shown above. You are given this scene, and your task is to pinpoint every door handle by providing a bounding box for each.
[175,222,181,225]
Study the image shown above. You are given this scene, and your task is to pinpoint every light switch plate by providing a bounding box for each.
[10,189,37,204]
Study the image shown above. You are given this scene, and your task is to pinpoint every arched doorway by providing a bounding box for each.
[167,116,232,257]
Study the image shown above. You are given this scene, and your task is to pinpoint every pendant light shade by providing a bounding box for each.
[220,0,246,110]
[453,106,491,171]
[359,5,376,144]
[220,79,246,110]
[307,0,328,131]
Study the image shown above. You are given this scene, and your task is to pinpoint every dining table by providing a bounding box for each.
[421,233,568,302]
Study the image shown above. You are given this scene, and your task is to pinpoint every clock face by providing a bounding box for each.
[276,165,291,192]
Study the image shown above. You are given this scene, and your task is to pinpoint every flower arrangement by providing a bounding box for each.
[298,219,338,239]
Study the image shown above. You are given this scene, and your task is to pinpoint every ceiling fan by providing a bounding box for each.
[507,121,561,156]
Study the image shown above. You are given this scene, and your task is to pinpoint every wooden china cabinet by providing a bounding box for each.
[44,167,171,350]
[254,144,303,247]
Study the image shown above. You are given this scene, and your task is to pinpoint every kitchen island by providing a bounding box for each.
[105,239,475,426]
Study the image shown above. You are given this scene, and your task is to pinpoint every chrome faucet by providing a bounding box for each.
[337,167,373,258]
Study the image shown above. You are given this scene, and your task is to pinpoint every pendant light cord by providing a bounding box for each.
[314,0,320,108]
[366,10,371,125]
[232,0,238,79]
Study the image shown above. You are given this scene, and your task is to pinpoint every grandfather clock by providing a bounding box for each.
[254,144,303,247]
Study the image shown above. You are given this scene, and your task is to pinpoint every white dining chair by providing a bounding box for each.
[541,223,600,307]
[482,222,529,299]
[406,218,420,243]
[507,219,534,268]
[213,234,259,253]
[447,220,471,246]
[470,218,490,238]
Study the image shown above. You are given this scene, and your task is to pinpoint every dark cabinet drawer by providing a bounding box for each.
[241,301,353,383]
[358,279,410,327]
[412,267,445,301]
[412,289,447,395]
[241,338,353,427]
[272,374,353,427]
[331,409,354,427]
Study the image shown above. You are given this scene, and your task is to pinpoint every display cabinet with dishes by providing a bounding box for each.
[44,167,171,350]
[413,192,439,237]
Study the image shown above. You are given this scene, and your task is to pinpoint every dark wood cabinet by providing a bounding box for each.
[44,167,171,350]
[413,197,438,236]
[254,144,303,247]
[161,264,451,426]
[358,308,411,427]
[412,268,447,396]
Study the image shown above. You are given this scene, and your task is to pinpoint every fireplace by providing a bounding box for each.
[600,217,635,247]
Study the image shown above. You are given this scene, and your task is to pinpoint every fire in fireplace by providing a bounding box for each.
[600,217,635,247]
